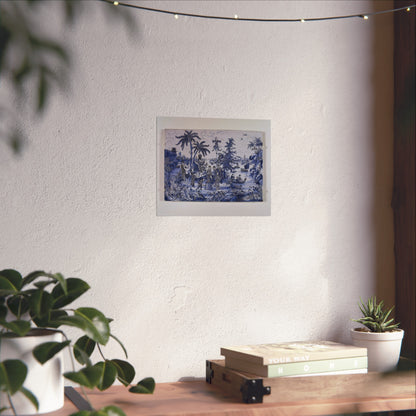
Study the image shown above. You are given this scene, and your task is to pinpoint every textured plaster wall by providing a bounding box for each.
[0,1,394,382]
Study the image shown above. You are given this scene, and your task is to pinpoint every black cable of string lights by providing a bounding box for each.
[99,0,415,22]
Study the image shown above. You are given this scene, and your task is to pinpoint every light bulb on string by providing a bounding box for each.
[174,14,179,19]
[100,1,416,24]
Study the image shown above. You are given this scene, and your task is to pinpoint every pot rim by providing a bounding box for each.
[351,327,404,340]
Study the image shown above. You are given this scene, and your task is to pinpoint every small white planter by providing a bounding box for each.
[351,328,404,372]
[0,329,64,415]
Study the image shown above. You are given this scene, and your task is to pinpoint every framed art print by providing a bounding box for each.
[156,117,271,216]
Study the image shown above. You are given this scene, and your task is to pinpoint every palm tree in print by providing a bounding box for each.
[193,140,211,160]
[175,130,202,173]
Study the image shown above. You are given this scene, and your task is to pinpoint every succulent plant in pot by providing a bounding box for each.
[0,269,155,416]
[351,296,404,372]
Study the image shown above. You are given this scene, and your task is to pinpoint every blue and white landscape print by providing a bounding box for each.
[164,129,264,202]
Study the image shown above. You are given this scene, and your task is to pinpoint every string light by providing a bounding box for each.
[99,0,415,23]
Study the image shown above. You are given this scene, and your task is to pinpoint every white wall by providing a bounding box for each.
[0,1,394,382]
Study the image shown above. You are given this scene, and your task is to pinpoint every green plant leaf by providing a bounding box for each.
[33,280,55,290]
[0,359,27,395]
[68,412,91,416]
[0,270,22,291]
[110,359,135,386]
[0,319,31,336]
[33,340,70,364]
[73,349,92,368]
[37,66,48,113]
[128,377,155,394]
[22,270,50,287]
[74,308,110,345]
[0,276,19,296]
[69,406,127,416]
[383,306,394,321]
[94,361,117,391]
[54,310,109,345]
[12,56,33,86]
[7,295,30,318]
[29,289,53,317]
[19,386,39,411]
[52,315,89,334]
[29,290,53,326]
[97,406,127,416]
[74,335,96,365]
[52,273,67,294]
[0,303,7,321]
[29,35,70,65]
[23,271,68,294]
[64,366,102,389]
[46,309,69,328]
[51,278,90,309]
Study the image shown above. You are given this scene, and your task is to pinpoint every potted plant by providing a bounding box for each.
[351,296,404,372]
[0,269,155,416]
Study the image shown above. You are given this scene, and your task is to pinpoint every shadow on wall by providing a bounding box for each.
[322,1,396,344]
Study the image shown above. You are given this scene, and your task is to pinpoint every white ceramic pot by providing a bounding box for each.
[351,328,404,372]
[0,329,64,415]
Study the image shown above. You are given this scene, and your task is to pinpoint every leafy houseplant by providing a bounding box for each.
[0,269,155,416]
[351,296,404,372]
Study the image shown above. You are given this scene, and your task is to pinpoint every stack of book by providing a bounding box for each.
[220,340,368,378]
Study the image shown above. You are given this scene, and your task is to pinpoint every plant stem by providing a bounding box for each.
[61,332,94,411]
[7,393,17,416]
[97,343,106,361]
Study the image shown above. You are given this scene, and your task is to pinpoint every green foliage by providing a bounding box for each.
[0,269,154,415]
[18,387,39,413]
[64,366,103,390]
[353,296,400,333]
[70,405,127,416]
[0,359,28,395]
[33,340,71,364]
[0,0,135,155]
[129,377,156,394]
[74,335,96,365]
[110,359,135,386]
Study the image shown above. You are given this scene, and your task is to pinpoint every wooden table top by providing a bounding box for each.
[51,371,416,416]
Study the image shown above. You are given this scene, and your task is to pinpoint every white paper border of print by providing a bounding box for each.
[156,116,271,216]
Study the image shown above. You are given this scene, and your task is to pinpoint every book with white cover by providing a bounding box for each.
[221,340,367,366]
